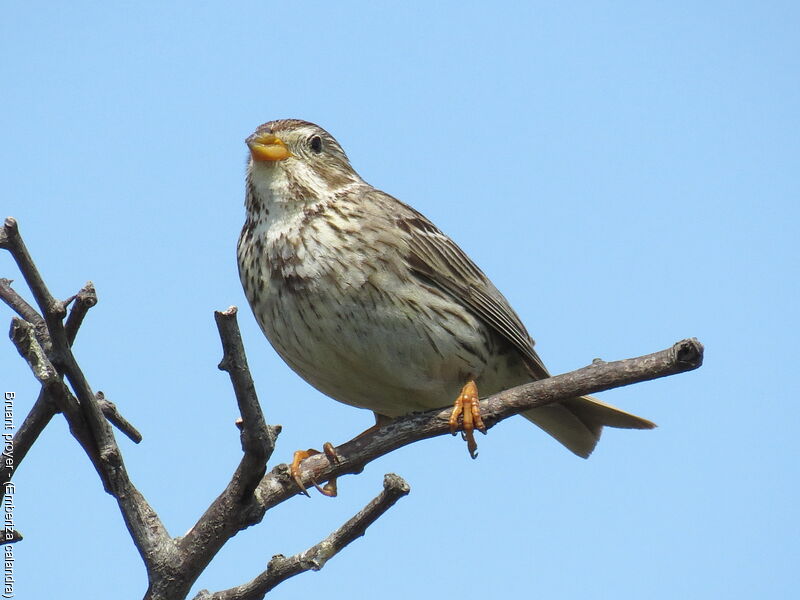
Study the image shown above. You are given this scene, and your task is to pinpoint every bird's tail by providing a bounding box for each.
[522,395,655,458]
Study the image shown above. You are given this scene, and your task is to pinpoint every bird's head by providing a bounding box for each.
[246,120,361,205]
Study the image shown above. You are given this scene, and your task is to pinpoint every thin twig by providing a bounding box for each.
[3,219,118,446]
[214,307,278,490]
[7,319,109,484]
[1,219,67,327]
[0,277,45,323]
[65,281,97,345]
[0,277,49,352]
[193,474,411,600]
[162,309,281,600]
[97,392,142,443]
[1,278,57,496]
[0,277,43,323]
[2,280,106,491]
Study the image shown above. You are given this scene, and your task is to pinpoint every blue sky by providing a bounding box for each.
[2,2,798,598]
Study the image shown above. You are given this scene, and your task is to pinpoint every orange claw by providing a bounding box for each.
[290,449,319,497]
[318,477,338,497]
[290,446,339,497]
[322,441,340,464]
[448,380,486,459]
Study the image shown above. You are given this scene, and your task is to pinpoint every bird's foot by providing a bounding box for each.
[290,444,339,497]
[448,379,486,459]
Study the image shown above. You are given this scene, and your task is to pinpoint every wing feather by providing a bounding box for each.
[390,199,549,379]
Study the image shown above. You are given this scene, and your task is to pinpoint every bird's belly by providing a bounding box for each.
[255,280,525,417]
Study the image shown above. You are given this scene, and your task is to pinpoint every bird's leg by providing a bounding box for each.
[448,379,486,459]
[290,447,338,497]
[346,412,393,441]
[373,412,394,428]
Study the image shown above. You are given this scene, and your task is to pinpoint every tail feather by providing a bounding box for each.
[522,395,655,458]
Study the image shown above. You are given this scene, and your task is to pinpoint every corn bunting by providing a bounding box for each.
[237,119,654,491]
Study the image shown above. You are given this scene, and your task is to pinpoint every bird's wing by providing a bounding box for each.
[388,196,550,379]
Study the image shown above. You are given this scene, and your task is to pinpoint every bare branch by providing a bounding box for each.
[2,218,170,566]
[4,318,61,488]
[194,474,411,600]
[9,318,58,384]
[256,338,704,510]
[1,218,67,328]
[160,309,283,600]
[6,319,109,488]
[214,307,278,487]
[0,278,40,322]
[1,221,109,453]
[173,338,702,600]
[97,392,143,444]
[0,277,49,351]
[1,279,59,493]
[1,280,105,490]
[64,281,97,345]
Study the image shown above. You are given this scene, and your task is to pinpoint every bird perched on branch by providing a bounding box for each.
[237,119,654,493]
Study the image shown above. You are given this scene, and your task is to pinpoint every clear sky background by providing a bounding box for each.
[2,2,798,599]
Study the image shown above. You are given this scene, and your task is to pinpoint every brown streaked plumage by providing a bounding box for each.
[238,119,655,459]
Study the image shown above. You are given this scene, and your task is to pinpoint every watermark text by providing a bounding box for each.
[2,392,14,598]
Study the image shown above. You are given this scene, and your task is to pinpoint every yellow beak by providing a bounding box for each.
[246,132,293,162]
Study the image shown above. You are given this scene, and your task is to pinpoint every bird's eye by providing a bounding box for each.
[309,135,323,154]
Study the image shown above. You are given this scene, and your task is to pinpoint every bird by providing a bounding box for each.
[237,119,655,493]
